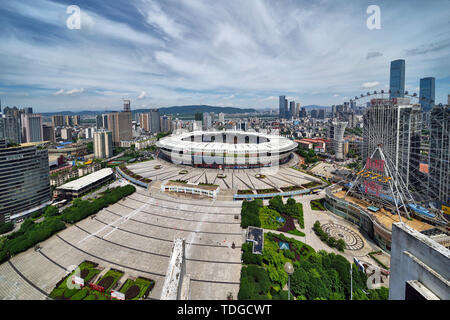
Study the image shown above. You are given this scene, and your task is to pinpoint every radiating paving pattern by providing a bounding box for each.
[321,223,364,251]
[127,159,318,192]
[0,190,244,300]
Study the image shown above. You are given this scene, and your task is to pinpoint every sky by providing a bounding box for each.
[0,0,449,112]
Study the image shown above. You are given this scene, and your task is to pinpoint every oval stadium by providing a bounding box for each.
[156,130,298,169]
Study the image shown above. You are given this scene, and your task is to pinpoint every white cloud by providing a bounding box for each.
[65,88,84,95]
[361,82,380,89]
[1,0,449,110]
[137,91,149,100]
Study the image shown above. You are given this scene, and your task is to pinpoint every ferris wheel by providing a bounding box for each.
[344,90,449,225]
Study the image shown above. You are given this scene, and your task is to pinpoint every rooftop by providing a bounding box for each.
[57,168,113,191]
[334,190,432,232]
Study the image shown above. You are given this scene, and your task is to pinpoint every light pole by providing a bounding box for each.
[284,262,294,300]
[350,262,353,300]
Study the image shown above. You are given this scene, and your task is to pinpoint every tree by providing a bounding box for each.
[0,222,14,235]
[336,239,346,251]
[44,206,59,217]
[268,196,284,214]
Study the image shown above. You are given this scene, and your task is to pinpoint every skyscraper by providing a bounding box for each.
[42,125,56,143]
[202,112,212,130]
[52,115,64,127]
[289,101,295,119]
[21,113,43,143]
[279,96,287,119]
[419,77,435,112]
[2,115,21,144]
[106,101,133,146]
[94,130,113,159]
[0,143,51,224]
[389,59,406,99]
[139,113,150,132]
[96,115,103,129]
[149,109,161,133]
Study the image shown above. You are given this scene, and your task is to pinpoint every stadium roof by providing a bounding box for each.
[157,130,297,154]
[57,168,113,191]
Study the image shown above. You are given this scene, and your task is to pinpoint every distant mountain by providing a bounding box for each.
[41,105,257,116]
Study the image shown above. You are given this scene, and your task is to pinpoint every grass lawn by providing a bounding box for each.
[311,198,326,211]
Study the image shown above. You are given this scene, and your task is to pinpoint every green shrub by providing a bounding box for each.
[70,288,89,300]
[0,222,14,235]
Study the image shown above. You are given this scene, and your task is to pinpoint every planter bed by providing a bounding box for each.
[119,277,156,300]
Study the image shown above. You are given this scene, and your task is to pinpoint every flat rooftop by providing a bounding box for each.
[57,168,113,191]
[334,190,432,232]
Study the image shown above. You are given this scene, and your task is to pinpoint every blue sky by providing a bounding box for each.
[0,0,449,112]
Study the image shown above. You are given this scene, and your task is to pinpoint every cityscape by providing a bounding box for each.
[0,0,448,308]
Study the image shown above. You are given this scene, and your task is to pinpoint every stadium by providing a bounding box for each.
[156,131,298,169]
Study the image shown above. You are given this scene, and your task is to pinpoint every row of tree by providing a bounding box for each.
[61,185,136,224]
[0,185,136,264]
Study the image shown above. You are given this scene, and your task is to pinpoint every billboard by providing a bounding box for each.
[111,290,125,300]
[71,275,84,287]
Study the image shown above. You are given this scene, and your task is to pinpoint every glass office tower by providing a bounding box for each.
[419,77,435,112]
[389,59,406,99]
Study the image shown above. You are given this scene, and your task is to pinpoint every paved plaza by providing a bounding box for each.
[0,188,244,300]
[127,157,320,192]
[0,161,391,300]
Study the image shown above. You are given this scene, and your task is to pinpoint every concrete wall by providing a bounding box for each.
[389,222,450,300]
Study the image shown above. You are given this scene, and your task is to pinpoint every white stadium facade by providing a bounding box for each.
[156,131,298,169]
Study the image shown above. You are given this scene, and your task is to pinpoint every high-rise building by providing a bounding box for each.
[427,105,449,206]
[219,112,225,123]
[311,109,318,119]
[73,115,81,126]
[149,109,161,134]
[329,120,347,160]
[96,115,104,129]
[0,116,5,142]
[419,77,435,112]
[64,115,73,127]
[300,107,307,118]
[107,101,132,146]
[123,100,131,112]
[318,109,325,120]
[2,115,21,144]
[161,115,172,133]
[0,143,51,224]
[139,113,150,132]
[94,130,113,159]
[202,112,212,130]
[85,127,95,140]
[42,124,56,143]
[21,113,43,143]
[295,103,300,119]
[289,101,295,119]
[279,96,287,119]
[389,59,406,99]
[61,128,73,141]
[52,115,64,127]
[363,98,422,191]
